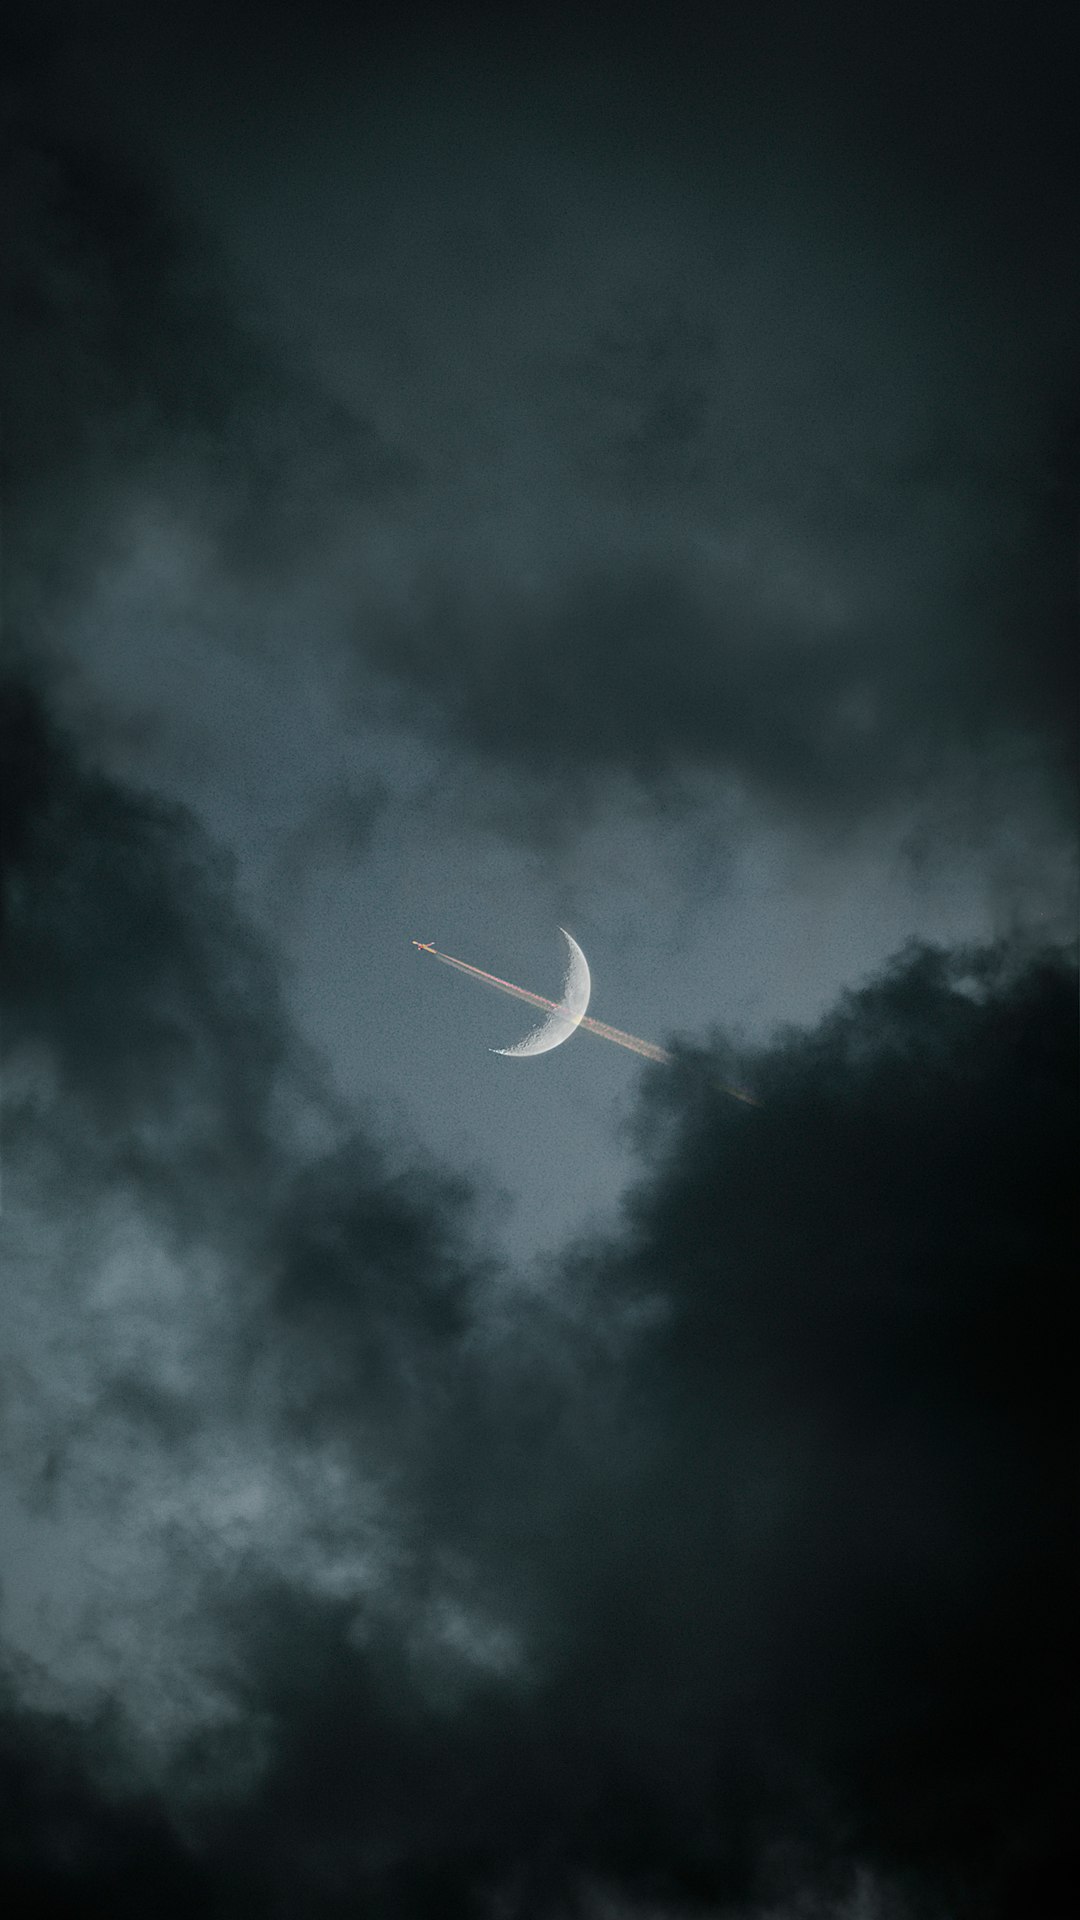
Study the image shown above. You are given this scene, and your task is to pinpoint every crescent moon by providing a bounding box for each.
[493,929,592,1059]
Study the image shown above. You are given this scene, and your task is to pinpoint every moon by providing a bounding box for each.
[493,929,592,1058]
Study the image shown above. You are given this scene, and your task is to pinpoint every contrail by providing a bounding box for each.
[414,943,761,1105]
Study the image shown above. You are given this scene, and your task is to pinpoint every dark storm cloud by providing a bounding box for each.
[326,0,1071,838]
[358,200,1075,836]
[2,37,416,636]
[7,3,1076,853]
[0,675,302,1199]
[3,3,1078,1911]
[219,941,1077,1918]
[3,677,1075,1915]
[0,1687,210,1918]
[366,519,1070,833]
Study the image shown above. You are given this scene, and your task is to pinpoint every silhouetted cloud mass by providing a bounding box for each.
[2,677,1075,1916]
[5,5,1076,843]
[2,5,1076,1915]
[4,103,415,634]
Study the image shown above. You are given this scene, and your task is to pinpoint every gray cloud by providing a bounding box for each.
[6,3,1075,870]
[2,7,1076,1914]
[2,676,1074,1915]
[0,677,302,1187]
[262,779,388,940]
[3,81,416,642]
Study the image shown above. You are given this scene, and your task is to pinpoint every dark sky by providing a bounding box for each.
[2,4,1077,1915]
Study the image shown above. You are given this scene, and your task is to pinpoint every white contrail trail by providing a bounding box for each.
[413,942,761,1105]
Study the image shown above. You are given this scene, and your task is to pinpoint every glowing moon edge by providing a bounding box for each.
[492,929,592,1059]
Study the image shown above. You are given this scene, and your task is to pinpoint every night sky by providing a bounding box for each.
[2,4,1078,1915]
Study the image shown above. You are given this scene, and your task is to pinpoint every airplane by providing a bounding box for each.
[412,940,436,952]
